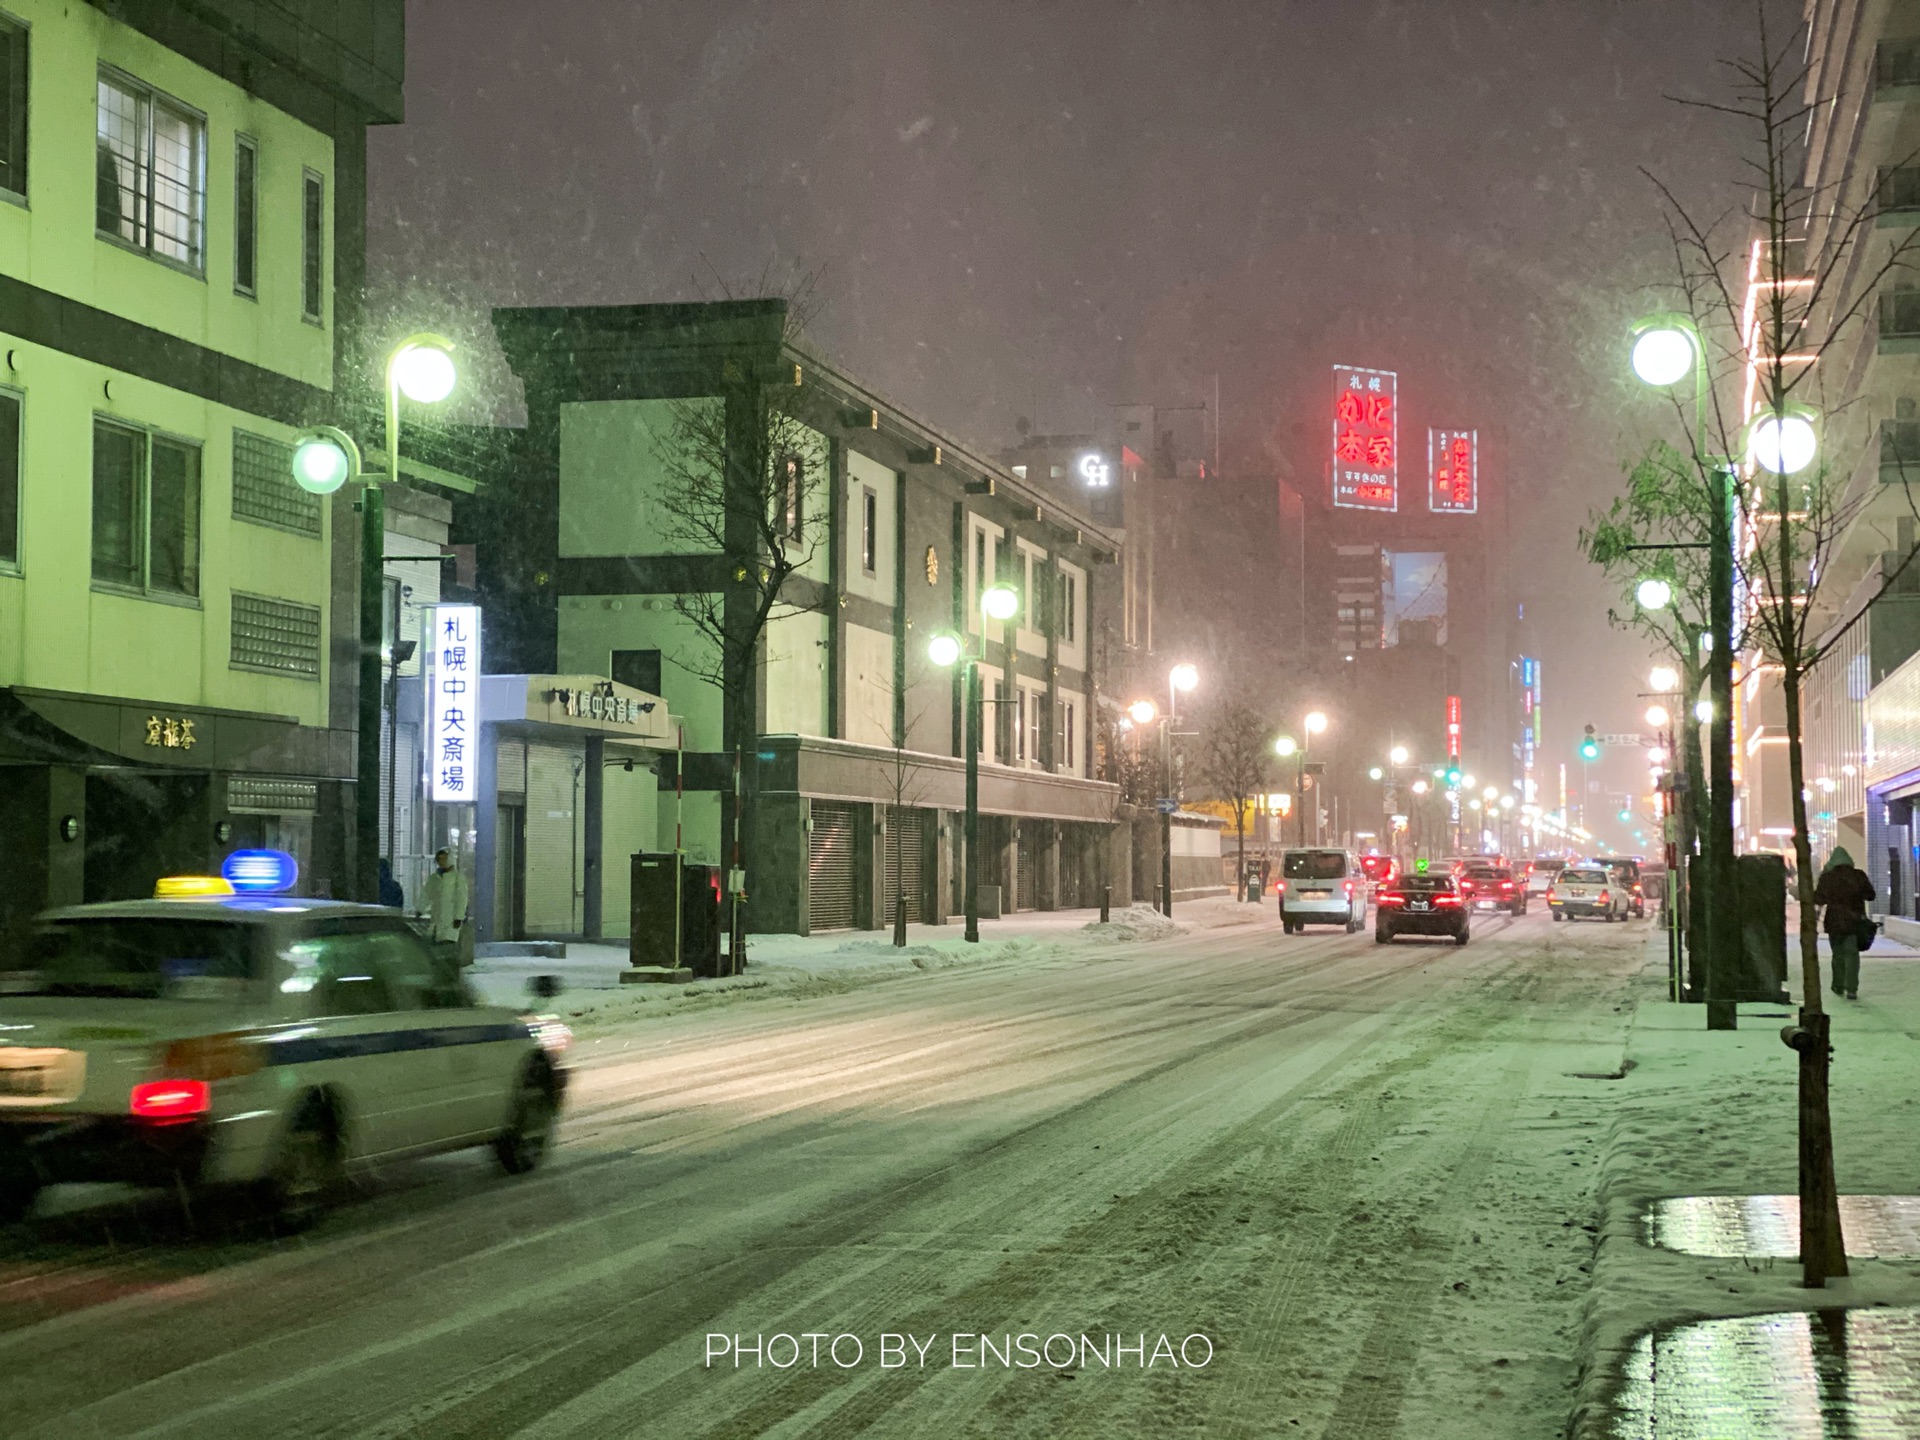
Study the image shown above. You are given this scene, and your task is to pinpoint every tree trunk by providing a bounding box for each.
[1236,807,1247,902]
[1783,638,1847,1285]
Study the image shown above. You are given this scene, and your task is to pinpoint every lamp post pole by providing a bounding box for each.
[1705,464,1738,1030]
[964,657,981,943]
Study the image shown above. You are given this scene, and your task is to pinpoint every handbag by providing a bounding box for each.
[1855,915,1879,952]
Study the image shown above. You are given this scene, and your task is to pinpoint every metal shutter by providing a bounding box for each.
[809,801,857,932]
[1016,821,1040,911]
[883,808,927,924]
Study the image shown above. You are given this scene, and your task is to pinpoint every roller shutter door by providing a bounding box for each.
[883,808,927,924]
[809,801,858,932]
[524,743,582,934]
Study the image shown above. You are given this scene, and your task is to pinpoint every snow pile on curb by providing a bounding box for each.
[1079,904,1184,942]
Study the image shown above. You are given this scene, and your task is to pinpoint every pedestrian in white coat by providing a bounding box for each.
[421,848,471,964]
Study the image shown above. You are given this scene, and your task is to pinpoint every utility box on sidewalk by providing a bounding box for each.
[628,853,725,979]
[1734,852,1790,1003]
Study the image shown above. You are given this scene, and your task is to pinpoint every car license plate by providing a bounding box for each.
[1409,900,1429,911]
[0,1048,85,1104]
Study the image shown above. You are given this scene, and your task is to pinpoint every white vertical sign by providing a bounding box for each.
[428,604,481,803]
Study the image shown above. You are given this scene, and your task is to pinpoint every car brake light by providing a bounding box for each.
[130,1079,211,1122]
[1379,893,1405,906]
[1546,889,1556,902]
[1344,880,1354,896]
[1501,881,1513,890]
[1597,890,1610,903]
[1435,894,1462,907]
[1276,880,1287,893]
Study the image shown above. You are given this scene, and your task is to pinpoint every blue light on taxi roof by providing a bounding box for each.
[221,848,299,895]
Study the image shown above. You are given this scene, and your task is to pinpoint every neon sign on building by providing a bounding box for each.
[1446,694,1462,760]
[1332,365,1397,511]
[428,604,481,803]
[1428,428,1477,514]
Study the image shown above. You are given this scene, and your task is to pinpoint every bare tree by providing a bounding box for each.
[1611,7,1920,1285]
[651,281,828,967]
[1195,699,1272,902]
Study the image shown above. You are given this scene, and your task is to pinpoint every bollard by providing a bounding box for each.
[1100,885,1111,924]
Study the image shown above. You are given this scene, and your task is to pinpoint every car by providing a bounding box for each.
[0,895,571,1228]
[1461,864,1527,916]
[1375,874,1470,945]
[1358,853,1398,887]
[1525,863,1557,896]
[1277,848,1369,934]
[1593,856,1648,918]
[1546,866,1629,922]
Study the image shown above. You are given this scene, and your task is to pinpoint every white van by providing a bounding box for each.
[1277,848,1368,934]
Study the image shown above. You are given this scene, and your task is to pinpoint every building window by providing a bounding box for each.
[1062,700,1077,774]
[1879,166,1920,217]
[232,429,320,535]
[1884,416,1920,468]
[1061,571,1078,644]
[95,69,205,271]
[1878,38,1920,91]
[92,419,200,598]
[0,388,17,567]
[610,648,662,695]
[234,135,257,296]
[230,592,321,679]
[1882,287,1920,338]
[0,12,25,202]
[301,167,323,322]
[861,486,878,574]
[777,454,804,540]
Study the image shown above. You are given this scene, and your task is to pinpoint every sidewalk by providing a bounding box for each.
[470,895,1271,1027]
[1571,930,1920,1436]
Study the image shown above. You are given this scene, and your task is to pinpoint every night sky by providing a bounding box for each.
[368,0,1792,817]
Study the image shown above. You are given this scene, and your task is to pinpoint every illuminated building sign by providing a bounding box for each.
[428,604,481,803]
[1446,694,1462,759]
[1429,428,1477,514]
[1332,365,1397,511]
[1076,451,1112,488]
[1520,656,1541,777]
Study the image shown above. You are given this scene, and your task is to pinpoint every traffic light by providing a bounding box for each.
[1580,724,1601,762]
[1445,767,1462,786]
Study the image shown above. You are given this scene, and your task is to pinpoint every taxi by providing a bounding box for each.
[0,878,569,1228]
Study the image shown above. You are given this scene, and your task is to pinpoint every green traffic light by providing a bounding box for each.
[1580,740,1601,761]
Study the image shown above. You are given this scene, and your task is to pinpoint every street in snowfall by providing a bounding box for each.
[11,0,1920,1436]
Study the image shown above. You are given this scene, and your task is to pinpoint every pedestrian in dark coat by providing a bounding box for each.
[1813,846,1875,1001]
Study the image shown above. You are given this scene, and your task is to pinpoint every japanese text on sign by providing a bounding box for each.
[1446,694,1462,760]
[1332,366,1397,512]
[429,604,482,803]
[1428,428,1478,514]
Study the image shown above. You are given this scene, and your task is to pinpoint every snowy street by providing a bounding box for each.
[0,905,1651,1439]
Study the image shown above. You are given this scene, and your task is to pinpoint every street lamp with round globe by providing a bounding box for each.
[1369,766,1384,781]
[291,430,355,495]
[1460,774,1476,790]
[1389,745,1409,766]
[1304,710,1329,736]
[1649,665,1679,693]
[980,583,1020,623]
[1128,699,1159,726]
[1646,704,1670,728]
[1630,326,1697,387]
[1748,410,1819,476]
[1500,795,1515,810]
[1169,663,1199,694]
[926,632,963,668]
[1273,735,1297,758]
[390,340,457,404]
[1695,699,1714,723]
[1411,779,1429,795]
[1636,577,1672,611]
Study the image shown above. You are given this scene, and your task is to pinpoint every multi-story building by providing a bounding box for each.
[459,299,1126,939]
[0,1,407,941]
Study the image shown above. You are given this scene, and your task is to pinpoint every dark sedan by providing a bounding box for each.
[1374,874,1470,945]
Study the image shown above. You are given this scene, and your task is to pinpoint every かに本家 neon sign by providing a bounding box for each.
[1429,428,1477,514]
[1332,366,1397,512]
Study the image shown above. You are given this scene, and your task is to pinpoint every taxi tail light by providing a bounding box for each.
[161,1033,262,1081]
[1434,894,1462,907]
[1379,892,1406,906]
[130,1079,211,1122]
[1597,890,1611,904]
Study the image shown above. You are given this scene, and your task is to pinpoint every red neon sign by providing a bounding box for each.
[1428,428,1477,514]
[1446,694,1462,759]
[1332,366,1397,512]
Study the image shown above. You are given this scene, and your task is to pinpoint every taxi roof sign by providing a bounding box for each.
[155,875,236,899]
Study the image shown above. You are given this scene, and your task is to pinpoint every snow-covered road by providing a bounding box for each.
[0,906,1653,1439]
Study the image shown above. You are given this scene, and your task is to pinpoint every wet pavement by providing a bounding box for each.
[1610,1307,1920,1437]
[1643,1195,1920,1259]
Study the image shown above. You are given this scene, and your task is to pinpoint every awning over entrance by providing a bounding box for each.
[479,674,676,745]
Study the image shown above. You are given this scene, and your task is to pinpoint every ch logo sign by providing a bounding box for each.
[1077,452,1112,488]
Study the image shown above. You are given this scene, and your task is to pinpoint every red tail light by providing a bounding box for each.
[1343,880,1354,896]
[130,1079,210,1122]
[1435,894,1462,907]
[1596,890,1610,904]
[1379,892,1406,906]
[1546,889,1557,902]
[1275,880,1287,894]
[1500,881,1514,891]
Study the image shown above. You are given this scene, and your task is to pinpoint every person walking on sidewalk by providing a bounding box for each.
[1813,846,1875,1001]
[421,848,472,969]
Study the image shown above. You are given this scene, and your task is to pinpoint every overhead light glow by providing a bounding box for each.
[981,584,1020,622]
[926,632,963,668]
[1649,666,1679,692]
[1748,411,1818,476]
[1646,705,1670,728]
[1274,735,1298,757]
[1169,663,1200,693]
[1636,577,1672,610]
[1630,325,1697,387]
[392,342,457,404]
[292,435,353,495]
[1389,745,1409,765]
[1128,699,1159,725]
[1304,710,1329,735]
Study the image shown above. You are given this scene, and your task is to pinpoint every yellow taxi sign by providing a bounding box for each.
[154,875,235,899]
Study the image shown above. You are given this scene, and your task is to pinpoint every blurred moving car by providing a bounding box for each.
[1528,857,1566,896]
[1277,848,1369,934]
[1460,864,1527,916]
[1374,873,1470,946]
[1546,866,1629,922]
[0,895,570,1228]
[1358,854,1398,887]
